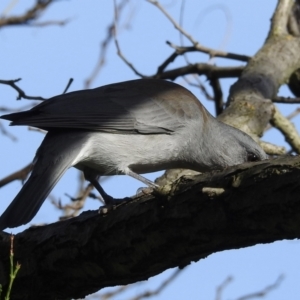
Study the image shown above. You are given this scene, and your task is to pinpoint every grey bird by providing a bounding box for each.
[0,79,267,230]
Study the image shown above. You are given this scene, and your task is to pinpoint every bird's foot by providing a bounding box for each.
[98,197,132,215]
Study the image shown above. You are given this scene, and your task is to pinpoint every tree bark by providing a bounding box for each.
[0,156,300,300]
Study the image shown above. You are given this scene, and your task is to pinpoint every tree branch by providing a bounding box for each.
[0,163,32,188]
[154,64,244,81]
[1,156,300,299]
[0,0,64,28]
[270,106,300,153]
[0,79,46,101]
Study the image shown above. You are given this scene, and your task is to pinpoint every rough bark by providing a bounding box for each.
[0,156,300,300]
[218,0,300,138]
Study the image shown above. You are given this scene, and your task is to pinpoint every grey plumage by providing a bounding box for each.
[0,79,267,230]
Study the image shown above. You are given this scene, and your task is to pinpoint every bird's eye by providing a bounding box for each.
[247,152,259,162]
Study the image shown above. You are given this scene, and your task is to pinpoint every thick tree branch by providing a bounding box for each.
[1,156,300,299]
[219,0,300,138]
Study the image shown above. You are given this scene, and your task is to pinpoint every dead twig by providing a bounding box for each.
[0,79,46,100]
[0,163,33,188]
[270,106,300,153]
[63,78,74,94]
[273,95,300,103]
[113,0,146,78]
[129,268,183,300]
[148,0,250,63]
[156,64,244,81]
[209,76,224,115]
[85,0,131,88]
[0,0,66,28]
[235,275,284,300]
[0,121,17,141]
[215,276,233,300]
[183,75,214,101]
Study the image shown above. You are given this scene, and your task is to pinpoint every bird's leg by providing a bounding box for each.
[124,168,167,197]
[83,169,130,206]
[124,168,159,188]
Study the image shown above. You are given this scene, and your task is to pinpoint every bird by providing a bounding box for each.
[0,79,267,230]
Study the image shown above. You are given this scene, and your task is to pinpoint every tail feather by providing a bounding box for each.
[0,160,70,230]
[0,132,85,230]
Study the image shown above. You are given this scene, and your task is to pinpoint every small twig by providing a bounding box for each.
[260,141,286,155]
[148,0,250,64]
[129,268,183,300]
[166,42,250,62]
[0,79,46,100]
[270,106,300,153]
[0,0,63,28]
[156,51,180,74]
[147,0,199,46]
[28,127,47,134]
[0,121,17,141]
[0,163,33,188]
[235,275,284,300]
[209,76,224,115]
[215,276,233,300]
[27,19,71,27]
[183,75,214,101]
[62,78,73,94]
[113,0,146,77]
[97,285,129,300]
[155,63,244,81]
[286,107,300,119]
[273,95,300,103]
[85,0,131,88]
[265,107,300,131]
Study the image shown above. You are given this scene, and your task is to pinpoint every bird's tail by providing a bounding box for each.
[0,132,84,230]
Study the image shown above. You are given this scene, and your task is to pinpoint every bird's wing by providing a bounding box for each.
[1,79,208,134]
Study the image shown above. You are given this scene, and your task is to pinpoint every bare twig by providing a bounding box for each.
[265,107,300,131]
[215,276,233,300]
[147,0,199,45]
[155,64,244,81]
[273,95,300,103]
[113,0,146,78]
[96,286,129,300]
[270,106,300,153]
[209,76,224,115]
[129,268,183,300]
[157,43,249,75]
[235,275,284,300]
[0,163,33,188]
[166,42,250,62]
[51,183,95,219]
[148,0,250,64]
[260,141,286,155]
[286,107,300,119]
[0,0,65,28]
[0,121,17,141]
[0,79,46,100]
[183,75,214,101]
[63,78,74,94]
[26,19,71,27]
[85,0,131,88]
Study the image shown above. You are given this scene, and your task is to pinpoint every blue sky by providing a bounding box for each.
[0,1,299,299]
